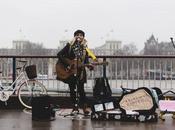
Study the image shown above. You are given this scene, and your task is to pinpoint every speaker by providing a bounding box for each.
[32,95,55,121]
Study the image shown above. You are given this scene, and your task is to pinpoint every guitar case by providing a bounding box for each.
[91,87,158,122]
[119,87,157,115]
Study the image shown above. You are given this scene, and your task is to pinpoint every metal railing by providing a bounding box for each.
[1,55,175,95]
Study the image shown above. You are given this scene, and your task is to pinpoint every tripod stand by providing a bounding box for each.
[63,42,89,118]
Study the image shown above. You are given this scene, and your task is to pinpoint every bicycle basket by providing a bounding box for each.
[25,65,37,79]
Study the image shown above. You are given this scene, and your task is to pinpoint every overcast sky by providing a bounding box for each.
[0,0,175,50]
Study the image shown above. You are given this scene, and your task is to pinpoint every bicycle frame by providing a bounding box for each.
[0,61,47,108]
[0,66,30,101]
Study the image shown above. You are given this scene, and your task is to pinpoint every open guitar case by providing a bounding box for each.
[117,87,158,122]
[91,87,158,122]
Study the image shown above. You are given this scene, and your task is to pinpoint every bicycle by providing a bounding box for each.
[0,60,47,109]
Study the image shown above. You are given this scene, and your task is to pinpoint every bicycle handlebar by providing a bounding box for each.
[16,60,27,71]
[17,60,27,63]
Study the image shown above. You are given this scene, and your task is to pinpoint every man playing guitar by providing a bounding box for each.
[56,30,97,115]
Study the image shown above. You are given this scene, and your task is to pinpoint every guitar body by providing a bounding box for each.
[56,58,108,80]
[56,59,79,80]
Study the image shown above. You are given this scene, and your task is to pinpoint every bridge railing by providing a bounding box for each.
[1,55,175,95]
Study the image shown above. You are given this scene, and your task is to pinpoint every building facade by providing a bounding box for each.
[95,40,122,55]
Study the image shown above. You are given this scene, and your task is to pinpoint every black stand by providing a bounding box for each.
[63,43,87,118]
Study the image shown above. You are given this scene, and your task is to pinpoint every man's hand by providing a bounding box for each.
[87,64,94,71]
[65,66,71,72]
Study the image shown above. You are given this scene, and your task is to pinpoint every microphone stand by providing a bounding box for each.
[170,37,175,49]
[63,42,86,118]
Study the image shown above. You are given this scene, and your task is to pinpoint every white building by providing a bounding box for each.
[12,40,43,50]
[95,40,122,55]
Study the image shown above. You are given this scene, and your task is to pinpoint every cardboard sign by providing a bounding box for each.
[159,100,175,112]
[120,89,153,111]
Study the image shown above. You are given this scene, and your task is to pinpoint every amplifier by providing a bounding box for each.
[32,95,55,121]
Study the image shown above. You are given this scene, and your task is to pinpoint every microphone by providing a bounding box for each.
[76,37,81,42]
[170,37,175,49]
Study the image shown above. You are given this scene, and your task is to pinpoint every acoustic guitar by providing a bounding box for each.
[56,58,108,80]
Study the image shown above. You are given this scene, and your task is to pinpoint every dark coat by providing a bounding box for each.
[57,42,89,83]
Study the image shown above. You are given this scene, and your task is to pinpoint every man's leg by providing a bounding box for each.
[69,84,76,107]
[67,76,77,110]
[77,82,86,105]
[77,82,90,115]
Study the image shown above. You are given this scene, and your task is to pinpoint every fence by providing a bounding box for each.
[1,55,175,95]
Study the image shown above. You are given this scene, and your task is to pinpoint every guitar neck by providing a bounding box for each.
[65,58,108,67]
[83,62,108,67]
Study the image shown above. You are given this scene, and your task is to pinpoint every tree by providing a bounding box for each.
[122,43,138,55]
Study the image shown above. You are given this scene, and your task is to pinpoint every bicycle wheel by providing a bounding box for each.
[18,80,47,109]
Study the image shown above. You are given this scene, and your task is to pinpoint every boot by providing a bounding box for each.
[71,106,79,115]
[83,104,90,116]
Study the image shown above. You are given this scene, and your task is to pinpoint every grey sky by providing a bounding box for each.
[0,0,175,50]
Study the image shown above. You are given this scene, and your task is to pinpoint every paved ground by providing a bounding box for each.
[0,109,175,130]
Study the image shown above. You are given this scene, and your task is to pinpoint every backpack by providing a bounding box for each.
[93,77,112,99]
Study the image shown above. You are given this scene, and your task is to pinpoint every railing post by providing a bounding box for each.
[12,57,16,89]
[103,58,107,78]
